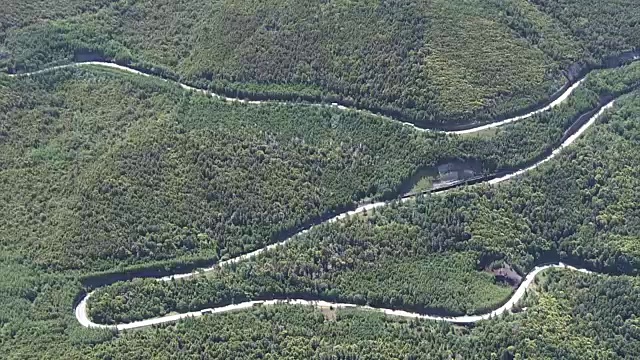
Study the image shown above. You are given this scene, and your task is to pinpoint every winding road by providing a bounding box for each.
[9,61,590,135]
[76,263,593,331]
[6,61,626,330]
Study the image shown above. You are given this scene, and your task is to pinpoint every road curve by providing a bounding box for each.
[76,263,592,330]
[74,97,617,330]
[7,61,590,135]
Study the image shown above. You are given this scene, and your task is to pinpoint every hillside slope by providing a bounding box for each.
[2,0,638,127]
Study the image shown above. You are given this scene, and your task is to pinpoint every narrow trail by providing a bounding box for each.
[8,61,590,135]
[6,62,624,330]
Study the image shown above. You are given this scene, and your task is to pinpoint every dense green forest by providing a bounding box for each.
[0,66,461,272]
[462,60,640,170]
[86,89,640,324]
[85,271,640,359]
[87,252,513,324]
[530,0,640,58]
[1,69,639,358]
[2,61,639,276]
[2,2,640,356]
[2,0,639,127]
[4,265,640,358]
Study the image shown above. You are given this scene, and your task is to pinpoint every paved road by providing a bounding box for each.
[72,97,616,330]
[8,61,591,135]
[9,61,623,330]
[76,263,593,330]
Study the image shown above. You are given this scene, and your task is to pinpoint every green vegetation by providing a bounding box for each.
[531,0,640,58]
[2,0,639,127]
[2,4,640,355]
[0,61,629,276]
[461,60,640,170]
[87,252,513,324]
[408,176,434,195]
[0,66,464,272]
[86,89,640,324]
[5,255,640,358]
[2,61,638,276]
[90,271,640,359]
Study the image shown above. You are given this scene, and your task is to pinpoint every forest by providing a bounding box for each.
[2,61,638,277]
[85,270,640,359]
[0,66,456,272]
[86,90,640,324]
[461,60,640,170]
[2,1,640,358]
[1,0,639,128]
[3,256,640,358]
[3,63,640,356]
